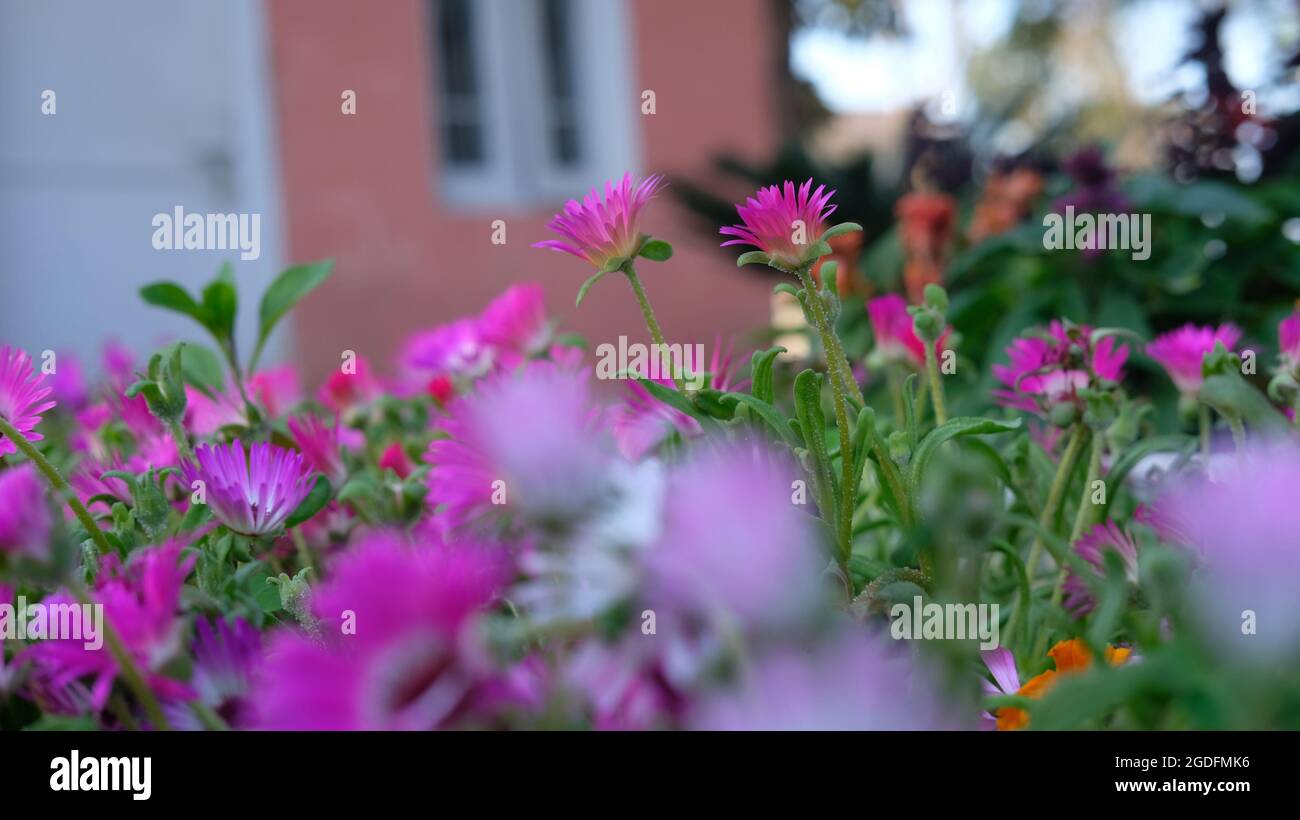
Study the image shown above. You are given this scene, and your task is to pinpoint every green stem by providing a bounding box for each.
[1008,423,1086,645]
[69,581,173,731]
[1227,413,1246,450]
[924,344,948,425]
[887,366,906,423]
[1036,431,1104,656]
[1198,404,1212,461]
[166,418,195,464]
[621,263,686,393]
[795,266,856,560]
[0,415,113,556]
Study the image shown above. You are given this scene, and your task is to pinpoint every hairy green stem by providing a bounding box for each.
[622,263,686,393]
[1036,431,1105,656]
[924,344,948,425]
[0,415,113,556]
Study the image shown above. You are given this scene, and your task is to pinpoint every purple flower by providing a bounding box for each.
[182,440,318,536]
[993,320,1128,416]
[1146,323,1241,396]
[534,173,666,271]
[0,346,56,458]
[1156,440,1300,656]
[645,440,825,632]
[251,532,509,730]
[24,541,196,712]
[0,463,52,560]
[1062,520,1140,618]
[164,618,262,730]
[400,317,496,387]
[720,179,837,269]
[477,282,552,362]
[690,631,955,730]
[425,362,614,537]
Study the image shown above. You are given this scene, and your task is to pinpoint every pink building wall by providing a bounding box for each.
[267,0,780,387]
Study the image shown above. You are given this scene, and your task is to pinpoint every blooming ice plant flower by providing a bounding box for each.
[1146,323,1241,396]
[534,173,666,271]
[993,320,1128,416]
[164,618,262,730]
[1062,520,1140,618]
[0,345,56,457]
[182,440,318,536]
[251,532,509,730]
[478,282,552,362]
[720,178,837,269]
[425,361,613,537]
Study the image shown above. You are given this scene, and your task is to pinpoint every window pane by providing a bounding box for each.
[433,0,484,165]
[539,0,581,167]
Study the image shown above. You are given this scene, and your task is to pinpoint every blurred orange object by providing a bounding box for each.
[810,232,865,296]
[896,192,956,303]
[967,168,1044,243]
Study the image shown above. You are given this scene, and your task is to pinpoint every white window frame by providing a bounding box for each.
[431,0,641,209]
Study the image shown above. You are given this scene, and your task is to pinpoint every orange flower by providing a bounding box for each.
[992,639,1131,731]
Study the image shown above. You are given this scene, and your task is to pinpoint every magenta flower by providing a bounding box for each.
[645,440,824,631]
[0,346,56,458]
[611,339,745,460]
[690,631,955,730]
[24,541,196,712]
[248,366,302,419]
[251,532,509,730]
[478,282,552,362]
[0,463,53,560]
[182,440,318,536]
[319,355,382,414]
[287,414,347,485]
[720,179,837,269]
[867,294,947,369]
[1146,323,1241,395]
[48,350,88,411]
[1062,520,1140,618]
[1154,440,1300,657]
[400,317,496,387]
[1278,311,1300,373]
[426,362,613,536]
[164,618,262,730]
[993,320,1128,415]
[534,173,666,271]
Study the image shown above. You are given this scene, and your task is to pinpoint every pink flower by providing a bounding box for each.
[1146,323,1241,395]
[979,646,1021,729]
[992,320,1128,415]
[319,355,382,413]
[1155,440,1300,656]
[23,541,196,713]
[48,351,88,411]
[401,318,495,386]
[1062,520,1140,618]
[690,631,955,730]
[426,362,613,536]
[0,463,52,560]
[534,173,666,270]
[867,294,946,368]
[248,366,301,419]
[0,346,56,458]
[478,282,552,361]
[287,414,347,485]
[720,179,838,269]
[645,441,824,631]
[164,618,262,730]
[182,440,318,536]
[251,532,509,730]
[1278,311,1300,372]
[378,442,414,479]
[611,339,745,460]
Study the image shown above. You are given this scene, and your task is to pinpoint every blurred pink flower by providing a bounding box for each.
[993,320,1128,415]
[48,350,88,411]
[287,414,347,485]
[0,463,52,560]
[426,362,613,536]
[1062,520,1140,618]
[319,355,382,413]
[867,294,947,369]
[1157,440,1300,656]
[248,365,301,419]
[182,440,317,536]
[251,532,509,729]
[401,318,495,386]
[534,173,665,270]
[0,345,56,457]
[164,618,262,730]
[478,282,552,362]
[1146,323,1240,395]
[1278,311,1300,372]
[690,631,955,730]
[23,541,196,713]
[378,442,414,479]
[720,179,837,269]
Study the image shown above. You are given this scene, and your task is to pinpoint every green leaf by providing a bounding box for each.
[140,282,207,326]
[1199,372,1290,436]
[793,369,840,533]
[575,269,608,308]
[749,346,786,404]
[200,263,238,343]
[1100,434,1195,516]
[638,238,673,262]
[633,376,704,422]
[253,260,335,367]
[736,251,772,267]
[720,392,798,447]
[820,222,863,241]
[909,417,1023,495]
[180,343,227,395]
[285,475,332,529]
